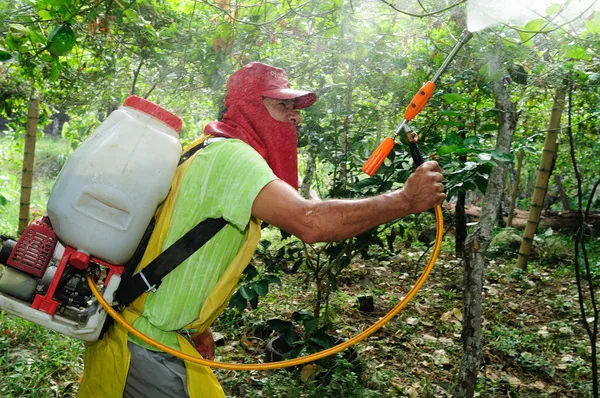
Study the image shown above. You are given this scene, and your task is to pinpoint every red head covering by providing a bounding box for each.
[204,62,317,189]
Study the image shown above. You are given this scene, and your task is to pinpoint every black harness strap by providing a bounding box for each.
[114,217,227,307]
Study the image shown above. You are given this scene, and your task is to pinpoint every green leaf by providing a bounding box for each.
[263,274,281,284]
[308,335,332,349]
[29,29,46,45]
[491,150,513,162]
[242,264,258,280]
[124,8,140,22]
[546,3,561,15]
[38,9,52,20]
[254,279,269,296]
[475,174,489,193]
[50,58,61,81]
[518,19,544,43]
[291,311,314,322]
[267,319,295,331]
[561,44,589,60]
[228,291,247,312]
[249,295,258,309]
[438,144,463,156]
[464,137,479,146]
[283,329,300,345]
[239,285,257,300]
[480,123,498,131]
[441,93,472,104]
[303,318,319,336]
[584,11,600,34]
[0,194,8,206]
[0,49,11,62]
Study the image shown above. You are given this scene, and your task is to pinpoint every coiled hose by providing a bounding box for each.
[89,205,442,370]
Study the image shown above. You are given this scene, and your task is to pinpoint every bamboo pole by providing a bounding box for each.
[507,149,524,227]
[517,86,566,270]
[18,97,40,236]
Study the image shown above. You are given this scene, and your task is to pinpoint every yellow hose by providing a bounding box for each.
[89,205,443,370]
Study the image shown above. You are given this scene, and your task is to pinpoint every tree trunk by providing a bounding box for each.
[554,174,571,212]
[455,191,467,255]
[456,127,468,255]
[517,85,567,270]
[18,98,40,235]
[300,131,318,199]
[454,52,518,398]
[507,149,524,227]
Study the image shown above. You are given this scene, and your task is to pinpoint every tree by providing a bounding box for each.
[455,46,518,398]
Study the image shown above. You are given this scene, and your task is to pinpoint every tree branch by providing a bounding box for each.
[378,0,467,18]
[131,57,144,96]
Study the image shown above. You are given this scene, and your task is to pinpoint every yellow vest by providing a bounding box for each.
[78,136,261,397]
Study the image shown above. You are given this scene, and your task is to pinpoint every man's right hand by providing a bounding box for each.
[398,161,446,214]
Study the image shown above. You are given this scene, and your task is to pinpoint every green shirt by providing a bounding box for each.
[130,139,277,349]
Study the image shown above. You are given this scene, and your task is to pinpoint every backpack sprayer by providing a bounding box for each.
[0,96,183,341]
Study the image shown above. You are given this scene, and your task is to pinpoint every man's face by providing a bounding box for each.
[262,97,302,125]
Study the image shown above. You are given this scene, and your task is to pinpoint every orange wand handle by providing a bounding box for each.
[404,81,436,121]
[361,81,435,176]
[362,137,395,176]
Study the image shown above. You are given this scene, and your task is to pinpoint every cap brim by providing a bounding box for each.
[261,88,317,109]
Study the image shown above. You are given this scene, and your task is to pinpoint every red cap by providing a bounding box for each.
[123,95,182,133]
[226,62,317,109]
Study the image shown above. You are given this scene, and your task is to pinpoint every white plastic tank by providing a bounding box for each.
[47,95,182,265]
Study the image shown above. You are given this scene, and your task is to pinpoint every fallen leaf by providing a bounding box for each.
[406,317,418,325]
[432,349,450,366]
[453,308,463,321]
[507,375,521,387]
[301,364,315,383]
[441,311,452,321]
[531,380,545,390]
[439,337,454,345]
[423,334,438,343]
[407,386,418,397]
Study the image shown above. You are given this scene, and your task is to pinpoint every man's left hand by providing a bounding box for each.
[192,328,215,360]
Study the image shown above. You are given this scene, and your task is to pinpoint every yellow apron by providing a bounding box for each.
[78,136,261,397]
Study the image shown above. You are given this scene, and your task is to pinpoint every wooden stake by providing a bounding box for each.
[18,97,40,236]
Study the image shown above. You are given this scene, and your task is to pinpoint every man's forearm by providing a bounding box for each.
[252,162,445,245]
[298,191,412,243]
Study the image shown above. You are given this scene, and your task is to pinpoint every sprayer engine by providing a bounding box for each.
[0,217,123,341]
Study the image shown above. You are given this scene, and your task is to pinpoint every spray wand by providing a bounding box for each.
[363,29,473,174]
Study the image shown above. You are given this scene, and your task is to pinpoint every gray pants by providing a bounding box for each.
[124,341,189,398]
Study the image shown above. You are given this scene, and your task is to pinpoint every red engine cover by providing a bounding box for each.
[7,218,57,278]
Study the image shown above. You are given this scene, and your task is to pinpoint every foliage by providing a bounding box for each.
[0,312,84,397]
[1,0,600,395]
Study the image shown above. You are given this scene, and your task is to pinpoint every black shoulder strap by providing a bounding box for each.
[113,136,229,309]
[114,218,227,307]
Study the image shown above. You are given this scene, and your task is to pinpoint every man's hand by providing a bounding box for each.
[192,328,215,360]
[399,161,446,214]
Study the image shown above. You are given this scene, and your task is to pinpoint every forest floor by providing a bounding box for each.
[208,231,593,398]
[0,137,596,397]
[0,228,594,397]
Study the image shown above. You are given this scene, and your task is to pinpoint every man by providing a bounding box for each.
[78,62,444,398]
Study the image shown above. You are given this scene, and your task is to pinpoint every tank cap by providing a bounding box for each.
[123,95,182,133]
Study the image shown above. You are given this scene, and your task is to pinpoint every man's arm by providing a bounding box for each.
[251,161,446,244]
